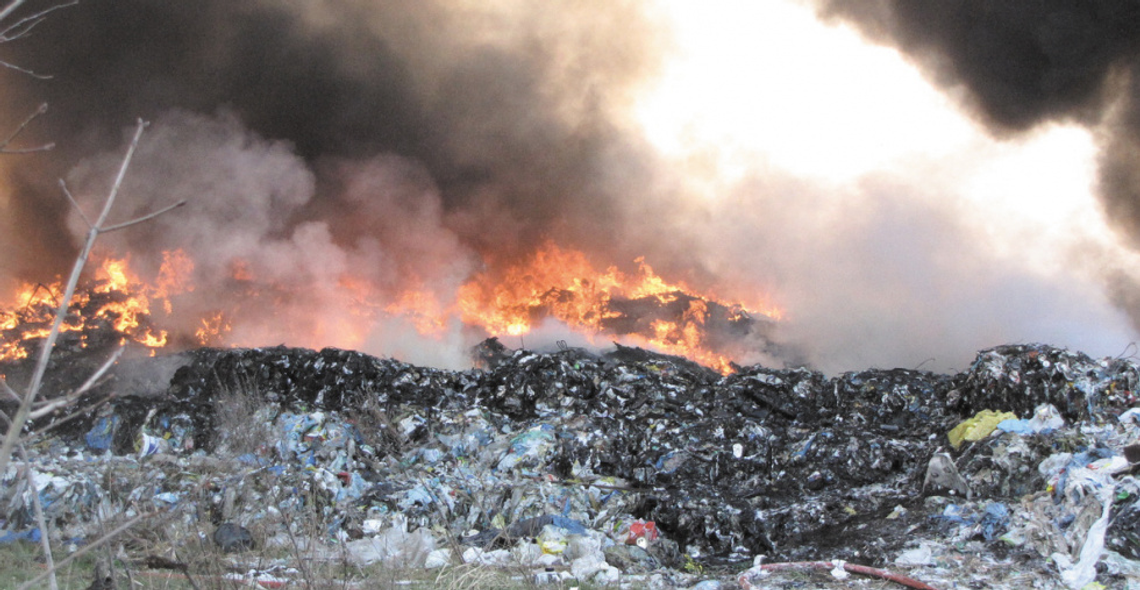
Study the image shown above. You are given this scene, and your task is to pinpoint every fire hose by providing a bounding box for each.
[738,559,941,590]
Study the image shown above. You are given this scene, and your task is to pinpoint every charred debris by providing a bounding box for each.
[3,337,1140,588]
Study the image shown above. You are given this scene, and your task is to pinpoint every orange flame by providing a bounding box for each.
[385,288,449,335]
[456,242,780,372]
[2,243,781,372]
[0,251,196,361]
[194,311,231,345]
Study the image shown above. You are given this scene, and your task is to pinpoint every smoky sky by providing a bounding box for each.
[815,1,1140,130]
[813,1,1140,325]
[0,0,666,281]
[2,0,1139,372]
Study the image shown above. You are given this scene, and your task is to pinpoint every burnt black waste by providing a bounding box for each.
[3,338,1140,587]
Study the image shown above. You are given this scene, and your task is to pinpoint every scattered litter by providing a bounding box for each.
[923,453,970,498]
[213,523,255,553]
[948,410,1018,449]
[2,340,1140,588]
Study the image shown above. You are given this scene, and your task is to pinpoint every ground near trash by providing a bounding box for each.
[3,338,1140,589]
[0,539,621,589]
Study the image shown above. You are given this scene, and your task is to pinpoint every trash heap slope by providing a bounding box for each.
[3,341,1140,588]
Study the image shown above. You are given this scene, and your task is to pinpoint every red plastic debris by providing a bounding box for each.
[626,519,658,545]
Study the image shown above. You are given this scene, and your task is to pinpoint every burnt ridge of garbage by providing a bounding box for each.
[4,337,1140,571]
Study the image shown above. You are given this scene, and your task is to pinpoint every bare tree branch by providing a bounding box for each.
[0,13,41,40]
[0,119,149,478]
[70,344,123,397]
[0,143,53,154]
[0,57,50,79]
[15,283,59,317]
[58,179,90,228]
[0,0,77,42]
[99,200,187,233]
[1,376,18,402]
[0,102,51,153]
[28,346,123,420]
[21,392,115,443]
[0,0,27,23]
[19,445,58,590]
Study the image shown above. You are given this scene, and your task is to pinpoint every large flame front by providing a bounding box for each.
[456,242,780,372]
[1,243,780,372]
[0,251,193,362]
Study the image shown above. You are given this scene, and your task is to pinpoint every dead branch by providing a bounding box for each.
[19,444,58,590]
[21,392,116,444]
[0,57,49,79]
[28,345,123,420]
[0,0,26,22]
[0,102,52,154]
[99,199,187,233]
[0,118,154,479]
[1,375,18,402]
[58,179,90,228]
[19,282,59,312]
[0,0,77,42]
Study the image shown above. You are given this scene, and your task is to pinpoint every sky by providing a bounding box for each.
[629,0,1140,371]
[0,0,1138,374]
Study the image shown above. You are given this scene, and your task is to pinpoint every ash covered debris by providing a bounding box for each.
[3,341,1140,587]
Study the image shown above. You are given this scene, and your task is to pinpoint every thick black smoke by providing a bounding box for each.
[0,0,667,284]
[814,0,1140,328]
[815,1,1140,131]
[4,0,1136,372]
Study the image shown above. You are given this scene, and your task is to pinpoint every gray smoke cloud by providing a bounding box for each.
[682,165,1134,372]
[61,111,468,351]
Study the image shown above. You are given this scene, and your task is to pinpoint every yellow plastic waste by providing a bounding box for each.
[948,410,1017,449]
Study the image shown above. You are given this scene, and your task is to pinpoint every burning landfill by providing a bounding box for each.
[3,271,1140,589]
[8,0,1140,588]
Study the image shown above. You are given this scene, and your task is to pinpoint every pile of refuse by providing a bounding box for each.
[3,340,1140,588]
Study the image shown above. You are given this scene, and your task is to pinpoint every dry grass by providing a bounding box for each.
[212,374,278,458]
[0,540,601,590]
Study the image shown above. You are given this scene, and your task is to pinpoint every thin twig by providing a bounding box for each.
[72,344,123,395]
[0,142,53,154]
[0,0,27,23]
[20,282,58,312]
[99,200,187,233]
[0,13,40,40]
[0,103,50,153]
[1,376,19,402]
[0,0,77,41]
[29,346,123,419]
[30,386,100,419]
[58,179,90,229]
[0,57,49,79]
[16,513,147,590]
[21,392,115,443]
[19,445,58,590]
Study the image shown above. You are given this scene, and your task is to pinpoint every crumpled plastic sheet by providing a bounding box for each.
[3,341,1140,588]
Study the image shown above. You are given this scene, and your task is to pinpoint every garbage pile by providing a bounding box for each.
[2,340,1140,588]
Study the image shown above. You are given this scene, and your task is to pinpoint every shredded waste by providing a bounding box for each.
[3,339,1140,588]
